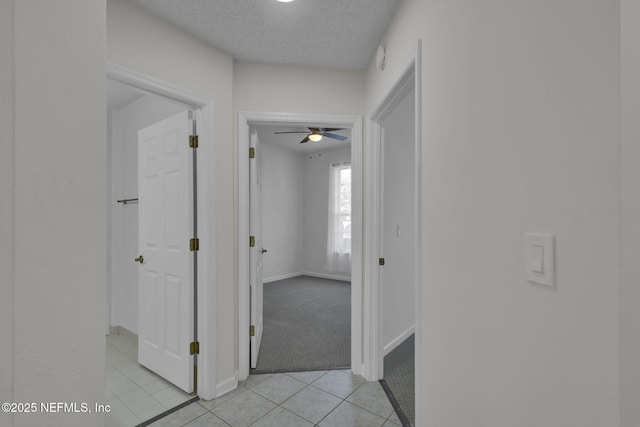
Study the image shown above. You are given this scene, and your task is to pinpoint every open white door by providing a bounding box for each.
[249,130,264,368]
[137,110,195,393]
[378,86,417,378]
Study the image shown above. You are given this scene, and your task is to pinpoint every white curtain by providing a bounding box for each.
[325,163,351,273]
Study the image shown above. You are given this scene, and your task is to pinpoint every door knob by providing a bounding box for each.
[261,249,267,254]
[135,255,144,264]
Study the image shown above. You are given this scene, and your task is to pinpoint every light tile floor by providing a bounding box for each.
[105,334,194,427]
[149,370,401,427]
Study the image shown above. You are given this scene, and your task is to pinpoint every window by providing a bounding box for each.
[326,162,351,273]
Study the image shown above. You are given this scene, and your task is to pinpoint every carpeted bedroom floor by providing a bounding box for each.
[252,275,351,373]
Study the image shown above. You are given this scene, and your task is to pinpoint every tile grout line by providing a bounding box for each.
[205,370,400,427]
[137,396,200,427]
[131,368,401,426]
[105,335,195,427]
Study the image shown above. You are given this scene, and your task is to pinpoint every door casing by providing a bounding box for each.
[107,62,218,400]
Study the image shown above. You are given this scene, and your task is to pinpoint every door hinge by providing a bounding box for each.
[250,325,255,337]
[379,257,385,266]
[189,135,199,148]
[190,341,200,355]
[249,147,255,159]
[190,238,200,251]
[193,364,198,395]
[249,236,255,247]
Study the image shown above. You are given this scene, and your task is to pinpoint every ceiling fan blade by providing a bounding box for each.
[274,131,310,134]
[300,136,310,144]
[323,132,348,141]
[322,128,346,132]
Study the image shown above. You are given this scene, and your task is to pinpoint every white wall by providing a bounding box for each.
[381,88,416,352]
[0,1,14,425]
[234,62,365,115]
[5,1,107,426]
[261,141,304,280]
[108,93,187,334]
[107,0,236,386]
[367,0,620,425]
[302,146,352,280]
[261,143,352,282]
[621,0,640,425]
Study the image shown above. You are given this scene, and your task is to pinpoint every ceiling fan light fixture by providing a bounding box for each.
[308,133,323,142]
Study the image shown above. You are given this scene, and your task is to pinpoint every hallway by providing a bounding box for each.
[150,370,401,426]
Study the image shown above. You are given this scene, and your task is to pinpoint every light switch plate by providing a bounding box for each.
[524,233,555,288]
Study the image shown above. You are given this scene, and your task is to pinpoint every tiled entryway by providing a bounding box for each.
[105,334,194,427]
[149,370,401,427]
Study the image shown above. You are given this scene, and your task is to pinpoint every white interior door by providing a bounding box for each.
[138,110,194,393]
[249,130,264,368]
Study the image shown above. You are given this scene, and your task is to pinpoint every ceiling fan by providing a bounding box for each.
[274,127,348,144]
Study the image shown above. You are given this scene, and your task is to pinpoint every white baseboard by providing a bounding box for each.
[301,271,351,282]
[110,325,138,344]
[263,272,305,283]
[264,271,351,283]
[215,372,238,399]
[383,324,415,356]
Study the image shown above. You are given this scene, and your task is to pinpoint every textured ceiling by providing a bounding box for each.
[129,0,401,69]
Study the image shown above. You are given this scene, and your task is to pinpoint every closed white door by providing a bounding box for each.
[137,110,195,393]
[249,130,264,368]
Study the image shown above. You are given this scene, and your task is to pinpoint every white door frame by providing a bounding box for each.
[238,111,363,381]
[107,62,218,400]
[365,41,423,425]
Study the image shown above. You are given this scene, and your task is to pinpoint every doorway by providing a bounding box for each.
[379,86,417,427]
[105,63,218,425]
[368,42,422,427]
[238,112,363,381]
[107,78,196,426]
[250,124,353,373]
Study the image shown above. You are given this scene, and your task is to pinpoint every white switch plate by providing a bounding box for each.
[524,233,555,288]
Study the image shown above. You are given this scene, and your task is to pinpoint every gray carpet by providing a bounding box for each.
[253,275,351,373]
[384,334,415,426]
